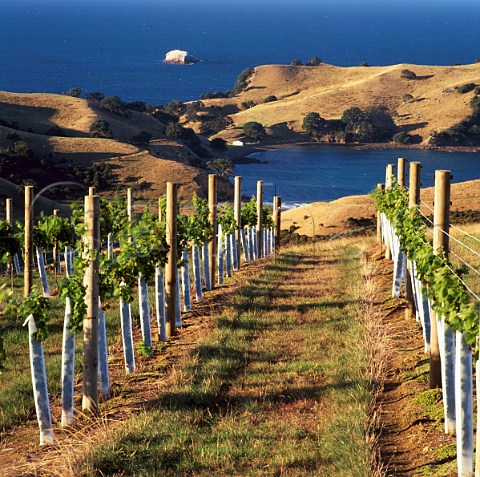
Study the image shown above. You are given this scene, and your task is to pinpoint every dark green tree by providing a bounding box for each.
[243,121,266,140]
[306,56,322,66]
[99,96,126,115]
[89,120,113,138]
[206,158,234,178]
[85,92,105,102]
[232,67,254,95]
[302,112,326,138]
[64,87,81,97]
[291,58,303,66]
[401,69,417,80]
[209,137,227,150]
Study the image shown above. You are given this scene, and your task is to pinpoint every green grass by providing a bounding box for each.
[86,243,373,476]
[0,271,125,432]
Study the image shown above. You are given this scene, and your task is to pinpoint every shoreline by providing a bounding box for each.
[226,140,480,163]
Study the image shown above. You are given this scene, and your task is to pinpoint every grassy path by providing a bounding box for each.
[86,241,373,476]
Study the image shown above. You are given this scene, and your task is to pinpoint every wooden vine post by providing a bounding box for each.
[6,198,13,279]
[273,196,282,251]
[165,182,178,338]
[82,193,100,414]
[397,157,406,188]
[6,197,12,224]
[24,185,33,298]
[384,164,395,260]
[234,176,242,268]
[256,180,264,257]
[376,184,384,243]
[127,187,133,242]
[430,170,451,390]
[405,162,420,321]
[208,174,217,288]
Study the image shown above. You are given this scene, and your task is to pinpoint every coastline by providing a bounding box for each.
[227,140,480,164]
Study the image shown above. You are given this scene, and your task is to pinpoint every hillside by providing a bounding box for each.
[282,178,480,237]
[194,62,480,145]
[0,92,229,208]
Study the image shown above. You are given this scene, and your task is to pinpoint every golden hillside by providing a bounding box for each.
[199,63,480,144]
[0,91,226,206]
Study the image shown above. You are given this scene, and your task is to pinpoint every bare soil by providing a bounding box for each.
[368,242,457,476]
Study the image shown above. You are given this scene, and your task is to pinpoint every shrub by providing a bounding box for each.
[402,93,414,103]
[63,87,81,97]
[302,112,326,137]
[241,101,255,110]
[359,61,370,67]
[199,116,232,135]
[470,96,480,110]
[291,58,303,66]
[151,109,178,124]
[165,122,185,140]
[209,138,227,151]
[306,56,322,66]
[89,120,113,138]
[401,69,417,80]
[99,96,126,115]
[161,100,187,117]
[206,158,233,178]
[85,92,105,102]
[130,130,152,145]
[458,83,476,94]
[125,101,149,112]
[243,121,266,140]
[393,131,413,144]
[263,95,277,103]
[200,91,228,100]
[232,67,254,95]
[474,86,480,95]
[185,101,203,122]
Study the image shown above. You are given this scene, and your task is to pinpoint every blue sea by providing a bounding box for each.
[1,0,480,104]
[235,147,480,207]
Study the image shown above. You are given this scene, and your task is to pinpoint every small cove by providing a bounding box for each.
[234,146,480,207]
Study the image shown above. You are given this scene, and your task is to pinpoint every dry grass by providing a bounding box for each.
[282,180,480,238]
[200,62,480,144]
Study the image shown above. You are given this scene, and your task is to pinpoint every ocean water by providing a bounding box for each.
[1,0,480,104]
[235,146,480,207]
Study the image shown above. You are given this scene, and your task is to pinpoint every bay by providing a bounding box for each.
[234,146,480,207]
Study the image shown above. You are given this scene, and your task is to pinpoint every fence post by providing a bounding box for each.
[127,187,133,242]
[53,209,59,273]
[376,184,384,243]
[430,171,451,396]
[256,180,264,257]
[405,162,420,322]
[82,194,100,414]
[273,196,282,251]
[397,157,406,188]
[165,182,178,338]
[6,197,12,224]
[24,186,33,298]
[234,176,242,268]
[384,164,394,260]
[208,174,217,288]
[6,198,13,279]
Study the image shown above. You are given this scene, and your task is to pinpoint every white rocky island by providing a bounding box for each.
[164,50,198,64]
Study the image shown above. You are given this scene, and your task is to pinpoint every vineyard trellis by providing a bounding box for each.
[373,158,480,477]
[0,175,281,446]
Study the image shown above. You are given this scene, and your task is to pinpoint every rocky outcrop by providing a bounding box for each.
[164,50,197,65]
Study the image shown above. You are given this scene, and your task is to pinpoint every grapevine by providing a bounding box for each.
[372,186,479,346]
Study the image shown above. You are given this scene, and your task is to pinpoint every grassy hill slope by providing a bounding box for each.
[198,63,480,144]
